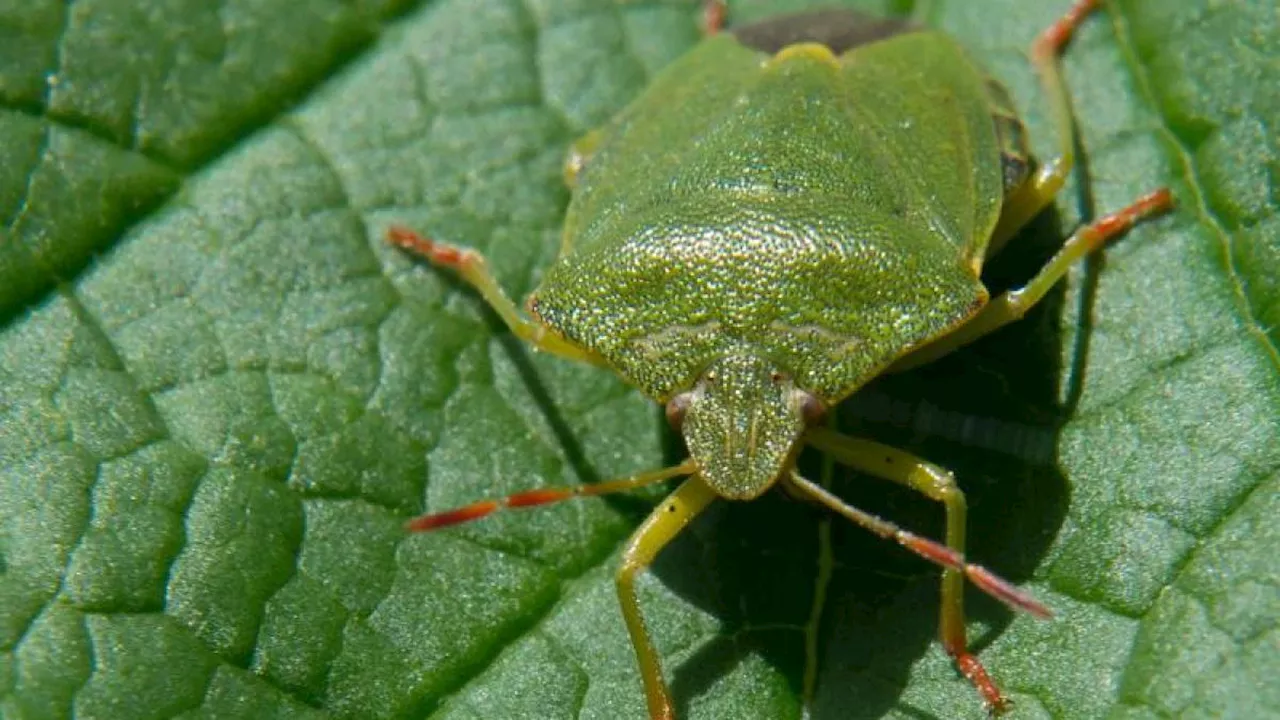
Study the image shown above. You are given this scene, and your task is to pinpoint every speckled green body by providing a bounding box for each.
[392,5,1173,715]
[525,23,1027,500]
[531,30,1011,404]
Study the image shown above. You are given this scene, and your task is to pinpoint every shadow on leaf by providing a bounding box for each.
[647,208,1079,718]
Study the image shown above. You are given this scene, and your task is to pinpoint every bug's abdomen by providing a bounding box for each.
[983,77,1033,196]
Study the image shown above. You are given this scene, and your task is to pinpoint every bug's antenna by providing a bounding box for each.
[405,460,698,532]
[786,472,1051,618]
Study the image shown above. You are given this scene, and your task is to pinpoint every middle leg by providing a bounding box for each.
[892,187,1171,370]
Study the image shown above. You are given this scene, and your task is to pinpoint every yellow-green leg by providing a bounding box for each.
[806,429,967,640]
[990,0,1103,246]
[896,186,1172,369]
[387,226,606,366]
[802,427,1016,711]
[617,476,719,720]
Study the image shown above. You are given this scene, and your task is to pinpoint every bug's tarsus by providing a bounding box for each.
[955,652,1012,716]
[1086,188,1175,248]
[387,226,475,270]
[386,226,608,366]
[701,0,727,36]
[1033,0,1101,58]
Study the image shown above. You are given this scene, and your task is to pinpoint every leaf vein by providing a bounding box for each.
[1107,3,1280,373]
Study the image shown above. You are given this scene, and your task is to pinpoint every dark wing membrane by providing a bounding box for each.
[731,9,920,55]
[982,77,1033,195]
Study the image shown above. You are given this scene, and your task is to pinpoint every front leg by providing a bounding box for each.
[617,476,719,720]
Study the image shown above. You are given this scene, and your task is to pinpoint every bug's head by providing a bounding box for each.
[666,354,826,500]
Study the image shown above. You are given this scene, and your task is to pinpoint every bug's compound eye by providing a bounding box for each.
[769,371,785,385]
[794,390,827,425]
[665,393,693,430]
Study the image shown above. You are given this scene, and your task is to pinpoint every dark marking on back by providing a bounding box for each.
[983,78,1032,194]
[983,78,1019,115]
[994,113,1030,192]
[1000,146,1030,192]
[731,9,919,55]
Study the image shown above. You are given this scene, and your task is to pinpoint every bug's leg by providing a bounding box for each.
[404,460,696,531]
[702,0,727,35]
[991,0,1098,245]
[893,188,1172,370]
[618,476,719,720]
[798,428,1052,714]
[805,428,970,650]
[387,226,606,366]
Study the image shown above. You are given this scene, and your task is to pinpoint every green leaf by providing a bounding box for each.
[1,0,1275,718]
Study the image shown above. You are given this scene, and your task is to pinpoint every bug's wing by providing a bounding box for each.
[834,31,1007,270]
[539,32,1001,400]
[558,36,762,259]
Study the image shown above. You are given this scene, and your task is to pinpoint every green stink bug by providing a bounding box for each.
[388,1,1173,717]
